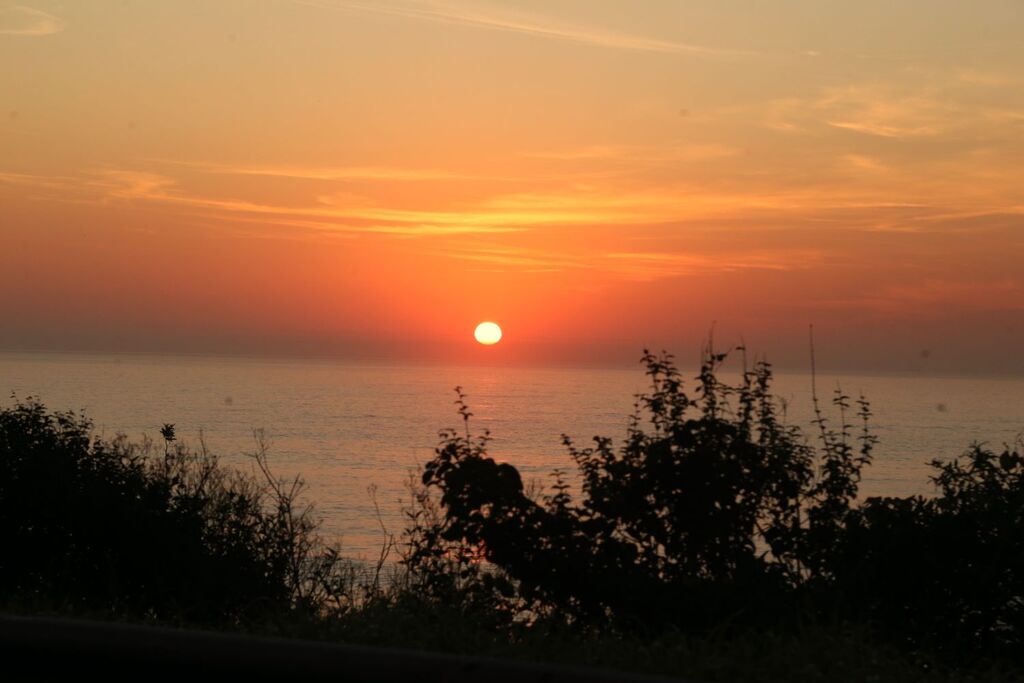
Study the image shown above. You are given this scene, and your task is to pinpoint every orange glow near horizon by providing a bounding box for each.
[2,1,1024,373]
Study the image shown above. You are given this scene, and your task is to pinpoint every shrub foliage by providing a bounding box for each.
[0,398,352,625]
[405,347,1024,661]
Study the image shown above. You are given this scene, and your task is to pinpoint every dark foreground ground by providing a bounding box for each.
[0,613,689,682]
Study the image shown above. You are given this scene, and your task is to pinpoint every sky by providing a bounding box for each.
[2,0,1023,373]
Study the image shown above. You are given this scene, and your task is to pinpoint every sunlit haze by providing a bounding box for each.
[3,1,1023,373]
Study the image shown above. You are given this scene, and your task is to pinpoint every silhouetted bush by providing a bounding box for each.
[403,347,876,630]
[0,397,354,626]
[825,443,1024,658]
[405,347,1024,665]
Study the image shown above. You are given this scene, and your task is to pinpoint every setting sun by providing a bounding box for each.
[474,322,503,346]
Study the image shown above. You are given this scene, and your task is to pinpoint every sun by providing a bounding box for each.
[474,321,502,345]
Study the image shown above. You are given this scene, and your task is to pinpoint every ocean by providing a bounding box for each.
[2,352,1023,559]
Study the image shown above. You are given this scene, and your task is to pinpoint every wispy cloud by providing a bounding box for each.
[0,170,80,189]
[603,250,824,281]
[770,85,960,139]
[436,244,827,280]
[0,167,732,238]
[157,160,470,182]
[5,163,1020,243]
[437,244,582,272]
[954,68,1019,87]
[765,75,1024,141]
[296,0,748,57]
[9,168,692,237]
[85,170,523,235]
[95,170,177,199]
[0,4,63,36]
[523,144,740,163]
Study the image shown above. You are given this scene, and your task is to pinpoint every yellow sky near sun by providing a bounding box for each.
[2,0,1023,372]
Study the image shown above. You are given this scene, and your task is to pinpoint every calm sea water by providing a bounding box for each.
[3,352,1023,558]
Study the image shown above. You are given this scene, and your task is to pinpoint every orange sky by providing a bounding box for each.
[2,1,1023,373]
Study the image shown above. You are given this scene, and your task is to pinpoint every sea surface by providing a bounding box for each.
[2,352,1023,559]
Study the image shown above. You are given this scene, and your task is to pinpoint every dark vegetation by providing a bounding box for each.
[0,403,357,625]
[2,347,1023,681]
